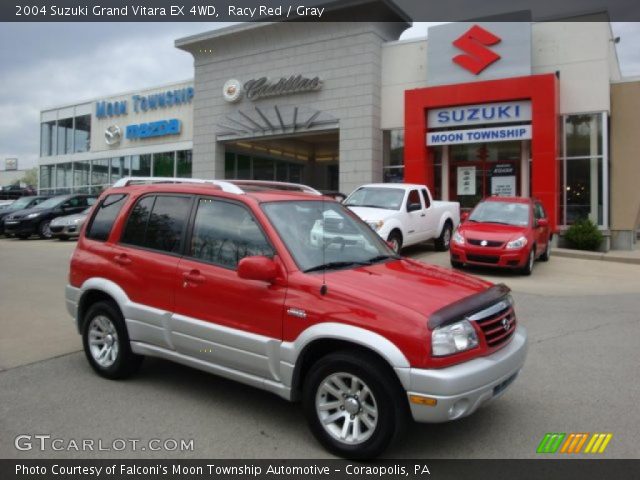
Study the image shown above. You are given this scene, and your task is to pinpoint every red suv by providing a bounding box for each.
[450,197,552,275]
[66,178,527,458]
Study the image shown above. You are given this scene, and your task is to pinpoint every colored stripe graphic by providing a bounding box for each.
[537,433,566,453]
[559,433,589,454]
[584,433,613,453]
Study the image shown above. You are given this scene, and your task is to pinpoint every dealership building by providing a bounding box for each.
[38,2,640,249]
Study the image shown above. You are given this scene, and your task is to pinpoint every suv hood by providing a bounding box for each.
[347,206,398,223]
[325,258,492,318]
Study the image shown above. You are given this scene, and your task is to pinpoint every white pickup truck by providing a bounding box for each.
[343,183,460,252]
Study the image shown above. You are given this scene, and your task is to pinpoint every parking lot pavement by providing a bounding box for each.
[0,237,78,370]
[1,238,639,458]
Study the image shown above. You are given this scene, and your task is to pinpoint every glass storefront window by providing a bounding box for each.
[131,155,151,177]
[176,150,192,178]
[91,159,110,186]
[39,165,54,189]
[383,129,404,183]
[56,118,73,155]
[74,115,91,153]
[110,157,129,183]
[560,113,606,227]
[56,162,72,191]
[40,121,56,157]
[225,152,236,178]
[73,161,90,189]
[237,154,251,179]
[253,157,274,180]
[152,152,174,177]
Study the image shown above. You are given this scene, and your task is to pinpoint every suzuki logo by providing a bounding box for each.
[452,25,502,75]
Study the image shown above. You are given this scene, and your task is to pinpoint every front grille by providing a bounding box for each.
[50,226,64,233]
[467,254,500,264]
[470,300,517,349]
[468,238,504,247]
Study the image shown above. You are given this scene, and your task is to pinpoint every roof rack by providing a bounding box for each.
[111,177,245,194]
[227,180,322,195]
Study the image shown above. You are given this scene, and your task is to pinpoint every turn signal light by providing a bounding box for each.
[409,395,438,406]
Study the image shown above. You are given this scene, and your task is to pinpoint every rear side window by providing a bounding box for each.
[86,194,128,241]
[421,189,431,208]
[121,195,192,254]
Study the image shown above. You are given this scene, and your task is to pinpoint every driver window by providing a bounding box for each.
[189,198,273,269]
[407,190,421,211]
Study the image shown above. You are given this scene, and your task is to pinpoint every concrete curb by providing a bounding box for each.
[553,248,640,265]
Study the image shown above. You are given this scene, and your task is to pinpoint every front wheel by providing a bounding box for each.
[387,231,403,254]
[38,220,52,239]
[435,223,453,251]
[302,351,408,459]
[540,237,551,262]
[521,248,535,276]
[82,301,143,379]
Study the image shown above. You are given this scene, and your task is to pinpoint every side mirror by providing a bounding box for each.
[536,218,549,228]
[460,211,470,223]
[407,202,422,212]
[237,256,278,283]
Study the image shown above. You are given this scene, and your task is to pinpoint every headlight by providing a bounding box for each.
[26,212,41,219]
[366,220,384,231]
[73,218,83,224]
[452,230,465,245]
[432,320,478,357]
[506,236,528,249]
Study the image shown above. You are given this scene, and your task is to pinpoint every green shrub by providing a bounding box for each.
[564,219,603,251]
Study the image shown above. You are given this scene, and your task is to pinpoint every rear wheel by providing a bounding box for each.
[387,231,403,254]
[303,351,408,459]
[435,223,453,251]
[521,248,535,276]
[38,220,52,239]
[82,301,143,379]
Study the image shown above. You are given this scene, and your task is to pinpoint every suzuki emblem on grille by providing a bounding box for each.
[480,240,488,246]
[502,317,510,331]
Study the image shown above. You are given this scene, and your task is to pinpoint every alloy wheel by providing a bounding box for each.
[88,315,120,368]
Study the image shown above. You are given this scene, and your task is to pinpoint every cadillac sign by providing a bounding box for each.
[223,75,323,102]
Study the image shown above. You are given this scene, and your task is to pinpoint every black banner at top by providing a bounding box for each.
[2,0,640,22]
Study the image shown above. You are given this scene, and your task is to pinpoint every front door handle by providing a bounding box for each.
[113,254,132,266]
[183,270,205,285]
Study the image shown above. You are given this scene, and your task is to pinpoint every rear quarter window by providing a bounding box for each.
[86,194,128,242]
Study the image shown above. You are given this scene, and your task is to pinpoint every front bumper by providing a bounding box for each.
[451,243,528,269]
[3,218,38,236]
[402,326,527,423]
[50,224,80,237]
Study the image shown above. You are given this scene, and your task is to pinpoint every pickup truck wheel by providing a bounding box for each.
[82,301,143,379]
[387,231,402,253]
[303,351,407,459]
[435,223,452,251]
[521,248,535,276]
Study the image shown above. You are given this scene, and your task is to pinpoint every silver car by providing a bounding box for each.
[49,207,91,240]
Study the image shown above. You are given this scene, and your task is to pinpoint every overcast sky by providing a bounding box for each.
[0,22,638,173]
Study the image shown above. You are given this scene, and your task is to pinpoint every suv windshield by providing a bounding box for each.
[469,201,530,227]
[344,187,405,210]
[262,200,397,272]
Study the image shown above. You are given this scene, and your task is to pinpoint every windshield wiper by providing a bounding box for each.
[364,254,400,264]
[304,261,369,273]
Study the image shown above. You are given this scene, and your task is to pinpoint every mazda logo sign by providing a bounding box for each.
[105,125,122,145]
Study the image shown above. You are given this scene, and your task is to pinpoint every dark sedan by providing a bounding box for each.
[0,195,50,235]
[3,194,96,239]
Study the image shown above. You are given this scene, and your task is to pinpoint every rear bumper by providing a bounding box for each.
[401,326,527,423]
[451,244,528,268]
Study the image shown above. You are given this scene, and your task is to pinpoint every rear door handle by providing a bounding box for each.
[113,254,132,266]
[183,270,205,285]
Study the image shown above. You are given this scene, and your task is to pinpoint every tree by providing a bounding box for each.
[14,167,38,187]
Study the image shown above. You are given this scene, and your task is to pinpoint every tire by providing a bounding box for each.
[521,248,535,276]
[435,223,453,251]
[302,351,408,459]
[82,300,143,379]
[450,259,463,269]
[38,219,52,239]
[58,235,69,241]
[540,236,552,262]
[387,231,403,254]
[17,234,29,240]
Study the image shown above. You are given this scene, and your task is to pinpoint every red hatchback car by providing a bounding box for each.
[450,197,552,275]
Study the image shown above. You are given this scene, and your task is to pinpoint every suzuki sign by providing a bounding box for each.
[426,22,531,86]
